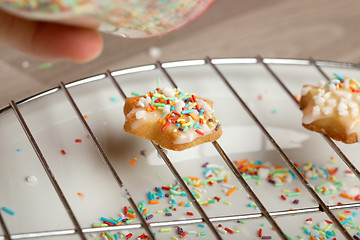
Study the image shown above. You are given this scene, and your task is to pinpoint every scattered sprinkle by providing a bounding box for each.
[1,207,15,215]
[226,186,236,196]
[38,62,53,70]
[156,174,162,180]
[77,192,85,199]
[111,97,118,102]
[26,175,38,183]
[128,157,137,166]
[293,94,300,102]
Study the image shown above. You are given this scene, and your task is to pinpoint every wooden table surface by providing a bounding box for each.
[0,0,359,108]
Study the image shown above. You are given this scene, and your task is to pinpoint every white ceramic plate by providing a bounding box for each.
[1,58,360,240]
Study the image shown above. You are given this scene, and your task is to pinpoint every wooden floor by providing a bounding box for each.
[0,0,359,107]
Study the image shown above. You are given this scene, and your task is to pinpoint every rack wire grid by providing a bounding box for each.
[1,57,360,240]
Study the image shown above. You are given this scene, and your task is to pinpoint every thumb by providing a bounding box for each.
[0,10,103,62]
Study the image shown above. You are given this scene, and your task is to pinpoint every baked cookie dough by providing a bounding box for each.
[300,74,360,143]
[123,87,222,151]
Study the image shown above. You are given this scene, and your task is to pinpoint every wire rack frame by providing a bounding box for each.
[0,58,359,240]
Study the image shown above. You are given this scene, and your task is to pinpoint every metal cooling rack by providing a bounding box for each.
[1,57,360,240]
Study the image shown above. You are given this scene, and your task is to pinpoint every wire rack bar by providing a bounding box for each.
[256,56,354,239]
[106,71,223,240]
[309,58,331,81]
[211,141,289,238]
[314,60,360,69]
[262,58,310,65]
[156,60,289,240]
[59,82,155,240]
[151,143,222,240]
[258,56,300,106]
[200,57,290,240]
[10,230,75,239]
[83,224,142,234]
[0,213,10,240]
[9,100,87,240]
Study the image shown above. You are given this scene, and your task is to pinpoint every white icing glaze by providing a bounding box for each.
[175,100,185,113]
[163,105,171,114]
[323,92,331,99]
[137,96,151,107]
[135,110,146,119]
[174,123,213,144]
[312,105,321,116]
[301,86,311,96]
[197,99,214,114]
[174,129,196,144]
[329,84,336,91]
[341,117,360,139]
[322,107,333,115]
[128,109,159,130]
[314,96,325,105]
[162,87,175,97]
[318,80,327,88]
[327,98,337,107]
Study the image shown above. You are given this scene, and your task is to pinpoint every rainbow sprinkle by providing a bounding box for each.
[88,151,360,239]
[90,161,242,239]
[327,73,360,93]
[1,206,15,215]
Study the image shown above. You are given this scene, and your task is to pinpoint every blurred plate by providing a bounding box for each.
[1,58,360,239]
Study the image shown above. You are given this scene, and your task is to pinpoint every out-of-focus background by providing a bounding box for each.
[0,0,359,108]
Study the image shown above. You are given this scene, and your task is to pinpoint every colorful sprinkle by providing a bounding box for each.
[1,207,15,215]
[111,97,118,102]
[226,186,236,196]
[26,175,38,183]
[77,192,85,199]
[38,62,53,70]
[128,157,137,166]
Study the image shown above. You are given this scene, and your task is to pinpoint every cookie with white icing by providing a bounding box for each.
[300,74,360,143]
[123,87,222,151]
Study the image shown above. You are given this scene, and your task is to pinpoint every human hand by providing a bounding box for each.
[0,10,103,62]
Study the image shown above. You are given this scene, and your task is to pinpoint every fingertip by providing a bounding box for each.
[65,28,104,63]
[32,23,103,62]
